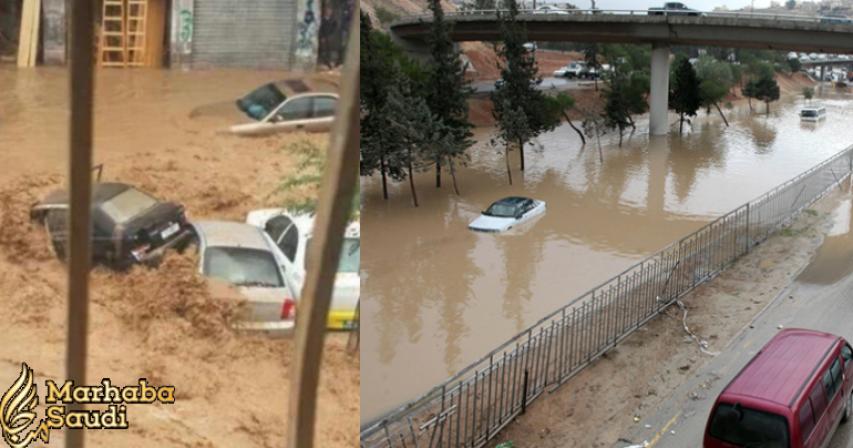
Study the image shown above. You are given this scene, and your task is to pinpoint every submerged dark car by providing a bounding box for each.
[30,182,193,268]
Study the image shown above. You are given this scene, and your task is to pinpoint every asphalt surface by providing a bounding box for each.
[618,227,853,447]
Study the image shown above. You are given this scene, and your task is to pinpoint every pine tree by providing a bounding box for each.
[425,0,474,193]
[669,56,702,135]
[753,73,780,114]
[491,0,555,183]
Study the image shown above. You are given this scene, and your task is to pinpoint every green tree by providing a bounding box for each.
[752,73,781,114]
[544,92,586,145]
[583,43,601,90]
[695,55,734,126]
[425,0,474,193]
[669,56,702,134]
[491,0,555,183]
[787,57,802,73]
[803,86,814,101]
[785,0,796,9]
[599,62,648,145]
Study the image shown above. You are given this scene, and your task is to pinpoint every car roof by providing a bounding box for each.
[723,329,840,408]
[38,182,134,206]
[254,208,360,238]
[192,220,273,251]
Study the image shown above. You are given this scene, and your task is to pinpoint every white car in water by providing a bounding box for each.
[230,83,339,136]
[246,209,360,330]
[468,196,546,233]
[190,220,298,334]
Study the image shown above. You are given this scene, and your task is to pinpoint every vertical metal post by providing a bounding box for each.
[287,14,360,448]
[520,370,529,415]
[66,0,95,447]
[745,202,750,253]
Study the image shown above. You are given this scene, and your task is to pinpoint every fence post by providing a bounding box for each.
[745,202,750,254]
[520,370,529,415]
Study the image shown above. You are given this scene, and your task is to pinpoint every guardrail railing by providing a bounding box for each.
[393,8,850,25]
[361,144,853,448]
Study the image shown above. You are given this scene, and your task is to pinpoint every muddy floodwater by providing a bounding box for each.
[362,89,853,422]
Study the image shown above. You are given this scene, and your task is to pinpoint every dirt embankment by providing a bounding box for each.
[487,186,840,448]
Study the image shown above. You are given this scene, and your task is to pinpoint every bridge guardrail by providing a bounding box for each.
[360,143,853,448]
[394,8,846,25]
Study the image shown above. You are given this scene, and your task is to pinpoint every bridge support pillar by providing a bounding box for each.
[649,43,670,136]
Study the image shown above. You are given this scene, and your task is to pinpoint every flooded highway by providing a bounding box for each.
[362,88,853,422]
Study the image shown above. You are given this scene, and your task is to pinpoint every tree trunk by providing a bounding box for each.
[679,112,684,135]
[408,149,419,207]
[747,96,753,112]
[594,76,598,91]
[380,154,389,200]
[563,112,586,145]
[595,123,603,163]
[518,139,525,171]
[435,157,441,188]
[449,158,461,196]
[627,114,636,130]
[618,129,623,147]
[765,101,770,115]
[713,102,729,127]
[505,145,513,185]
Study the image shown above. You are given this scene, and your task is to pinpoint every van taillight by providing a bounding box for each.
[281,298,296,320]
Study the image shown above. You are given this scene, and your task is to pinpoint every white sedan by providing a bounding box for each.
[469,196,546,233]
[246,209,360,330]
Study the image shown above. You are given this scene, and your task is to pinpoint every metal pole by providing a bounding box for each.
[66,0,95,447]
[286,13,360,448]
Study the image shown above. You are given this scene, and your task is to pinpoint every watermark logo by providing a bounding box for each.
[0,363,175,448]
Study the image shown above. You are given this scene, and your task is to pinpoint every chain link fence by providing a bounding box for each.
[361,145,853,448]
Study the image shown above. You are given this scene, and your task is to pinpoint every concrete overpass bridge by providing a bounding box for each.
[390,10,853,135]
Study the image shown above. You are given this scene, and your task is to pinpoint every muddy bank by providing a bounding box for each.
[487,181,846,448]
[0,68,357,447]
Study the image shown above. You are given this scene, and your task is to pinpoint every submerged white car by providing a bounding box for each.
[246,209,359,330]
[469,196,546,233]
[230,82,338,136]
[190,220,297,334]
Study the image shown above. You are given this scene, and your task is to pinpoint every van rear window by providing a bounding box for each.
[708,403,789,448]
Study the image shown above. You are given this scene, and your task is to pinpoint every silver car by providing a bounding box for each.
[190,220,297,334]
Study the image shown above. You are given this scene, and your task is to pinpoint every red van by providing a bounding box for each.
[704,329,853,448]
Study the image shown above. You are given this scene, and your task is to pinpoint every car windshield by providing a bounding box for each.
[100,188,158,224]
[484,203,520,218]
[203,247,283,287]
[304,237,360,273]
[802,110,817,117]
[708,403,789,448]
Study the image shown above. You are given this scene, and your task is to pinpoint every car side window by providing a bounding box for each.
[280,226,299,262]
[799,399,815,443]
[265,216,292,246]
[823,359,842,400]
[842,344,852,368]
[275,97,314,121]
[810,382,827,418]
[313,96,337,118]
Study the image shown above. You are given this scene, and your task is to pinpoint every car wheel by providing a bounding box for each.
[843,392,852,423]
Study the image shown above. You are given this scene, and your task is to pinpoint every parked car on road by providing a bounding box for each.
[469,196,546,233]
[231,85,338,136]
[246,209,360,330]
[532,5,569,14]
[554,61,587,78]
[648,2,702,16]
[703,328,853,448]
[190,220,298,334]
[30,182,192,268]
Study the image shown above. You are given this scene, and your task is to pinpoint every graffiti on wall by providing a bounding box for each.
[293,0,320,68]
[317,0,354,68]
[170,0,194,56]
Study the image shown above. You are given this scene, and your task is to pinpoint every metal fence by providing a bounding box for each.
[361,144,853,448]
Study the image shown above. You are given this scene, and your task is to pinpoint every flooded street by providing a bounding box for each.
[362,88,853,422]
[0,66,358,447]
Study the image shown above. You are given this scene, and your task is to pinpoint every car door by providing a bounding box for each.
[263,215,296,272]
[307,95,337,131]
[823,356,845,438]
[269,96,315,131]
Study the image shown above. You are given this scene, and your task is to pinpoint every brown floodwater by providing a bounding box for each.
[797,179,853,285]
[361,89,853,423]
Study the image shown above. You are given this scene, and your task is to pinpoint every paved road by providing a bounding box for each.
[619,203,853,447]
[471,76,592,93]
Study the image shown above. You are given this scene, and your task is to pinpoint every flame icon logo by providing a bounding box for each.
[0,364,50,448]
